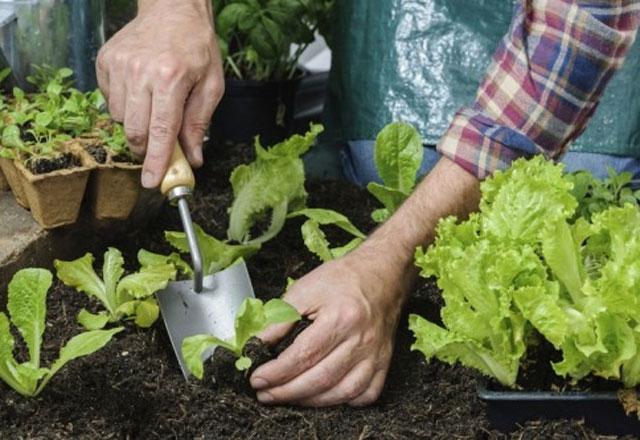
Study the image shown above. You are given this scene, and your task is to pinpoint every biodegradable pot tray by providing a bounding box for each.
[87,153,142,221]
[478,383,640,435]
[10,145,93,229]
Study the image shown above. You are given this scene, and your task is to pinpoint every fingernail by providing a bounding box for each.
[251,377,269,390]
[257,391,274,403]
[141,171,155,188]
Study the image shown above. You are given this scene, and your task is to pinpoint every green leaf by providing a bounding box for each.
[7,268,51,368]
[479,156,577,244]
[116,263,176,300]
[182,298,300,379]
[133,299,160,328]
[217,3,250,37]
[409,314,519,386]
[182,334,236,379]
[55,253,110,314]
[366,182,408,223]
[263,298,301,323]
[373,122,423,193]
[0,312,28,395]
[137,249,193,277]
[77,309,110,330]
[102,248,125,305]
[288,208,365,262]
[288,208,365,238]
[37,327,123,395]
[235,356,252,371]
[165,224,259,275]
[227,125,322,243]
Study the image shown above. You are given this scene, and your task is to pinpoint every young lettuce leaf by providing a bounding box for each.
[367,122,424,223]
[227,124,323,244]
[182,298,300,379]
[288,208,366,262]
[55,248,176,329]
[164,224,260,276]
[0,268,122,397]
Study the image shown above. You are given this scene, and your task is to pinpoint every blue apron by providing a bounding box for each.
[323,0,640,158]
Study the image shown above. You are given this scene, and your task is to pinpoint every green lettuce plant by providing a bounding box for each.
[367,122,424,223]
[182,297,300,378]
[227,123,323,245]
[288,208,366,262]
[54,248,177,330]
[163,224,260,276]
[410,156,640,387]
[0,268,122,397]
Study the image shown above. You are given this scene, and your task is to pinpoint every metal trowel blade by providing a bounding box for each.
[156,261,255,379]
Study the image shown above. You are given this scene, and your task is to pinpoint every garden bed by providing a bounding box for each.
[0,145,629,439]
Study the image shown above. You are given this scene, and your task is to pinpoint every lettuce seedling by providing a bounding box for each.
[182,298,300,379]
[55,248,177,330]
[227,124,323,245]
[288,208,366,262]
[0,268,122,397]
[410,157,640,388]
[164,223,260,276]
[367,122,424,223]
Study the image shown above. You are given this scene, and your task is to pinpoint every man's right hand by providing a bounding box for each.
[96,0,224,188]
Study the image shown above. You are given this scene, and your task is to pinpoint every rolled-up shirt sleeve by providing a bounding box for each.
[437,0,640,179]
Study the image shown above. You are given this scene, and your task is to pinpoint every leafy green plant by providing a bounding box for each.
[367,122,424,223]
[182,297,300,378]
[409,157,640,387]
[227,123,323,245]
[164,224,260,276]
[214,0,334,81]
[0,268,122,397]
[54,248,177,330]
[567,167,640,220]
[288,208,366,262]
[0,65,123,166]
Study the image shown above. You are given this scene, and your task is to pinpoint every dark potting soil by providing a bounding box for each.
[27,152,81,174]
[0,143,633,439]
[85,144,108,164]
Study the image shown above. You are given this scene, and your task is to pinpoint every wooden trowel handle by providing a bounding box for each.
[160,143,196,196]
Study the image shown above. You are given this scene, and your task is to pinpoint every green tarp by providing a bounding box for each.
[323,0,640,157]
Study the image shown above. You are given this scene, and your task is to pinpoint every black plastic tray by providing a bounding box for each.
[478,383,640,435]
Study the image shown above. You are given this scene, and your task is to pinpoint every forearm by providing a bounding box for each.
[356,157,480,304]
[439,1,640,179]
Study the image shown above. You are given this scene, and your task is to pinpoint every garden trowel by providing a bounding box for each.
[156,144,255,379]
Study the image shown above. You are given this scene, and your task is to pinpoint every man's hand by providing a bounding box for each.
[251,248,411,407]
[96,0,224,188]
[250,157,481,407]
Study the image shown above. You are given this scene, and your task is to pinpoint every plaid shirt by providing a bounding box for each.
[437,1,640,179]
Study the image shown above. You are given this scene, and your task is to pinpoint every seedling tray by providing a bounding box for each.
[478,382,640,435]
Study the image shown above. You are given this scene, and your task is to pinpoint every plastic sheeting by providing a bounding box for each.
[322,0,640,157]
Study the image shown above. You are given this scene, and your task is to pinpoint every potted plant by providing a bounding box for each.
[211,0,333,146]
[408,157,640,435]
[0,66,99,228]
[0,65,147,227]
[77,119,148,221]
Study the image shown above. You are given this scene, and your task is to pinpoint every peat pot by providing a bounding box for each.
[210,75,300,146]
[479,383,640,435]
[0,143,93,228]
[78,138,143,221]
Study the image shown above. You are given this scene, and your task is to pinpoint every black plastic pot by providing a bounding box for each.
[211,75,300,146]
[478,382,640,435]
